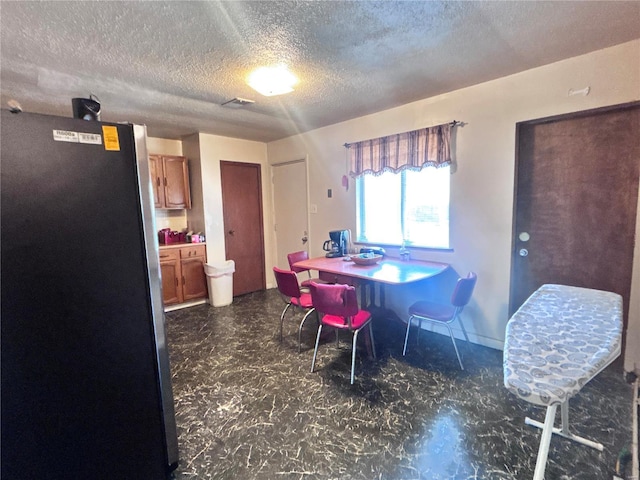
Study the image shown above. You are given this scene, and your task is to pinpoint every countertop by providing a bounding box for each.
[159,242,206,250]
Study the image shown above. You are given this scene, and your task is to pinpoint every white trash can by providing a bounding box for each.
[205,260,235,307]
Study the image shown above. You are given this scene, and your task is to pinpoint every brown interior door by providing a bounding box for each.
[220,161,266,296]
[510,103,640,334]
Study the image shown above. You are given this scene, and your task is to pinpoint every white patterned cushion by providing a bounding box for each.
[504,284,622,406]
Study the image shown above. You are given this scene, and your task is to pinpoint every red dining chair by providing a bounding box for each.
[309,282,376,384]
[287,250,326,289]
[273,266,316,352]
[402,272,477,370]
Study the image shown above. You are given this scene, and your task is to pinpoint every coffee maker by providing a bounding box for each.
[323,229,348,258]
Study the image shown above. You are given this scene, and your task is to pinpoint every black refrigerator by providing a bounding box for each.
[1,110,179,479]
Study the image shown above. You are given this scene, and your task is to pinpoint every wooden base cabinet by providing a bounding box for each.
[159,245,207,306]
[180,246,208,301]
[159,250,182,304]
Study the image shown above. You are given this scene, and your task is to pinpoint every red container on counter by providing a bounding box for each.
[158,229,171,245]
[158,229,186,245]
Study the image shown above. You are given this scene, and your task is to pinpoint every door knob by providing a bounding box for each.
[519,248,528,257]
[301,235,308,244]
[228,230,235,235]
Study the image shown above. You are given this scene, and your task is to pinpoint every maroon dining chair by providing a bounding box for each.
[402,272,477,370]
[309,282,376,384]
[287,250,326,289]
[273,266,316,352]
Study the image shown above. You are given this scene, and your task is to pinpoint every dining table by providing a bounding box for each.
[294,255,450,312]
[293,255,451,357]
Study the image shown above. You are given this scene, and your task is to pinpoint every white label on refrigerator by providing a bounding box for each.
[78,133,102,145]
[52,130,79,143]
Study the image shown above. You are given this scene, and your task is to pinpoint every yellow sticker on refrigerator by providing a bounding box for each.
[102,125,120,151]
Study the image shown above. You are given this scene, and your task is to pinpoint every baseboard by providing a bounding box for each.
[415,323,505,351]
[164,298,208,312]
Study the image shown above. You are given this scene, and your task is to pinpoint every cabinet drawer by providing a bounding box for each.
[158,249,179,262]
[180,245,206,259]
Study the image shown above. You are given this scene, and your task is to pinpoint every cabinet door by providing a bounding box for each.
[160,257,183,305]
[181,256,207,301]
[148,155,164,208]
[162,156,191,209]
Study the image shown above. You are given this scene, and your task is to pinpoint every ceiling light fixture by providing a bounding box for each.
[247,65,298,97]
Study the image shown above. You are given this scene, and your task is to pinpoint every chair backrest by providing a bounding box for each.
[451,272,477,307]
[273,266,302,299]
[309,282,359,320]
[287,250,309,274]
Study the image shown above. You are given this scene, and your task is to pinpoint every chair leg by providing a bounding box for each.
[311,324,323,373]
[351,329,360,384]
[457,315,470,343]
[446,324,464,370]
[402,315,413,356]
[298,308,315,353]
[280,303,291,342]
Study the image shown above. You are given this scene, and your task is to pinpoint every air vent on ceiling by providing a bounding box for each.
[221,97,255,108]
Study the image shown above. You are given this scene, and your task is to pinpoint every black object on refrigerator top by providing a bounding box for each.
[1,110,179,479]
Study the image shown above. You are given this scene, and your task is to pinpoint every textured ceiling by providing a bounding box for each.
[1,1,639,142]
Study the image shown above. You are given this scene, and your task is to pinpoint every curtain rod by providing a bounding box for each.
[343,120,462,148]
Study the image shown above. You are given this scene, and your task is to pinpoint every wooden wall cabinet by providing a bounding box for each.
[159,245,207,306]
[149,154,192,209]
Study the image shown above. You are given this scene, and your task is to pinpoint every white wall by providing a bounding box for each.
[196,133,275,286]
[147,136,182,156]
[267,40,640,352]
[182,134,205,234]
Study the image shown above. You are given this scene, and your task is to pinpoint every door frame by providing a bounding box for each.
[271,157,311,269]
[509,100,640,316]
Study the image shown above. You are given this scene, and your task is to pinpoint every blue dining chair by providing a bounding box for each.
[402,272,477,369]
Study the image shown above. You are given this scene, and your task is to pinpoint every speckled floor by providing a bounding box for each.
[167,289,632,480]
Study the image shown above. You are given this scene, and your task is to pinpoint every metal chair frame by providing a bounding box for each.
[402,272,477,370]
[287,250,325,289]
[273,266,317,352]
[309,282,376,384]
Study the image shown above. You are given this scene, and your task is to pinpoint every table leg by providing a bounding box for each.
[369,282,376,307]
[362,325,374,359]
[359,282,367,308]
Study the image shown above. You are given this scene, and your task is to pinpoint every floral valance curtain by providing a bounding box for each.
[347,122,452,178]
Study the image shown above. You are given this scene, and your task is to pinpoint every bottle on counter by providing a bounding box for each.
[399,240,410,261]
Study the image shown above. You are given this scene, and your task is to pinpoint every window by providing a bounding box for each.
[356,166,450,248]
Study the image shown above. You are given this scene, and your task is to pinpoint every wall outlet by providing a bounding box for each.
[310,204,318,214]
